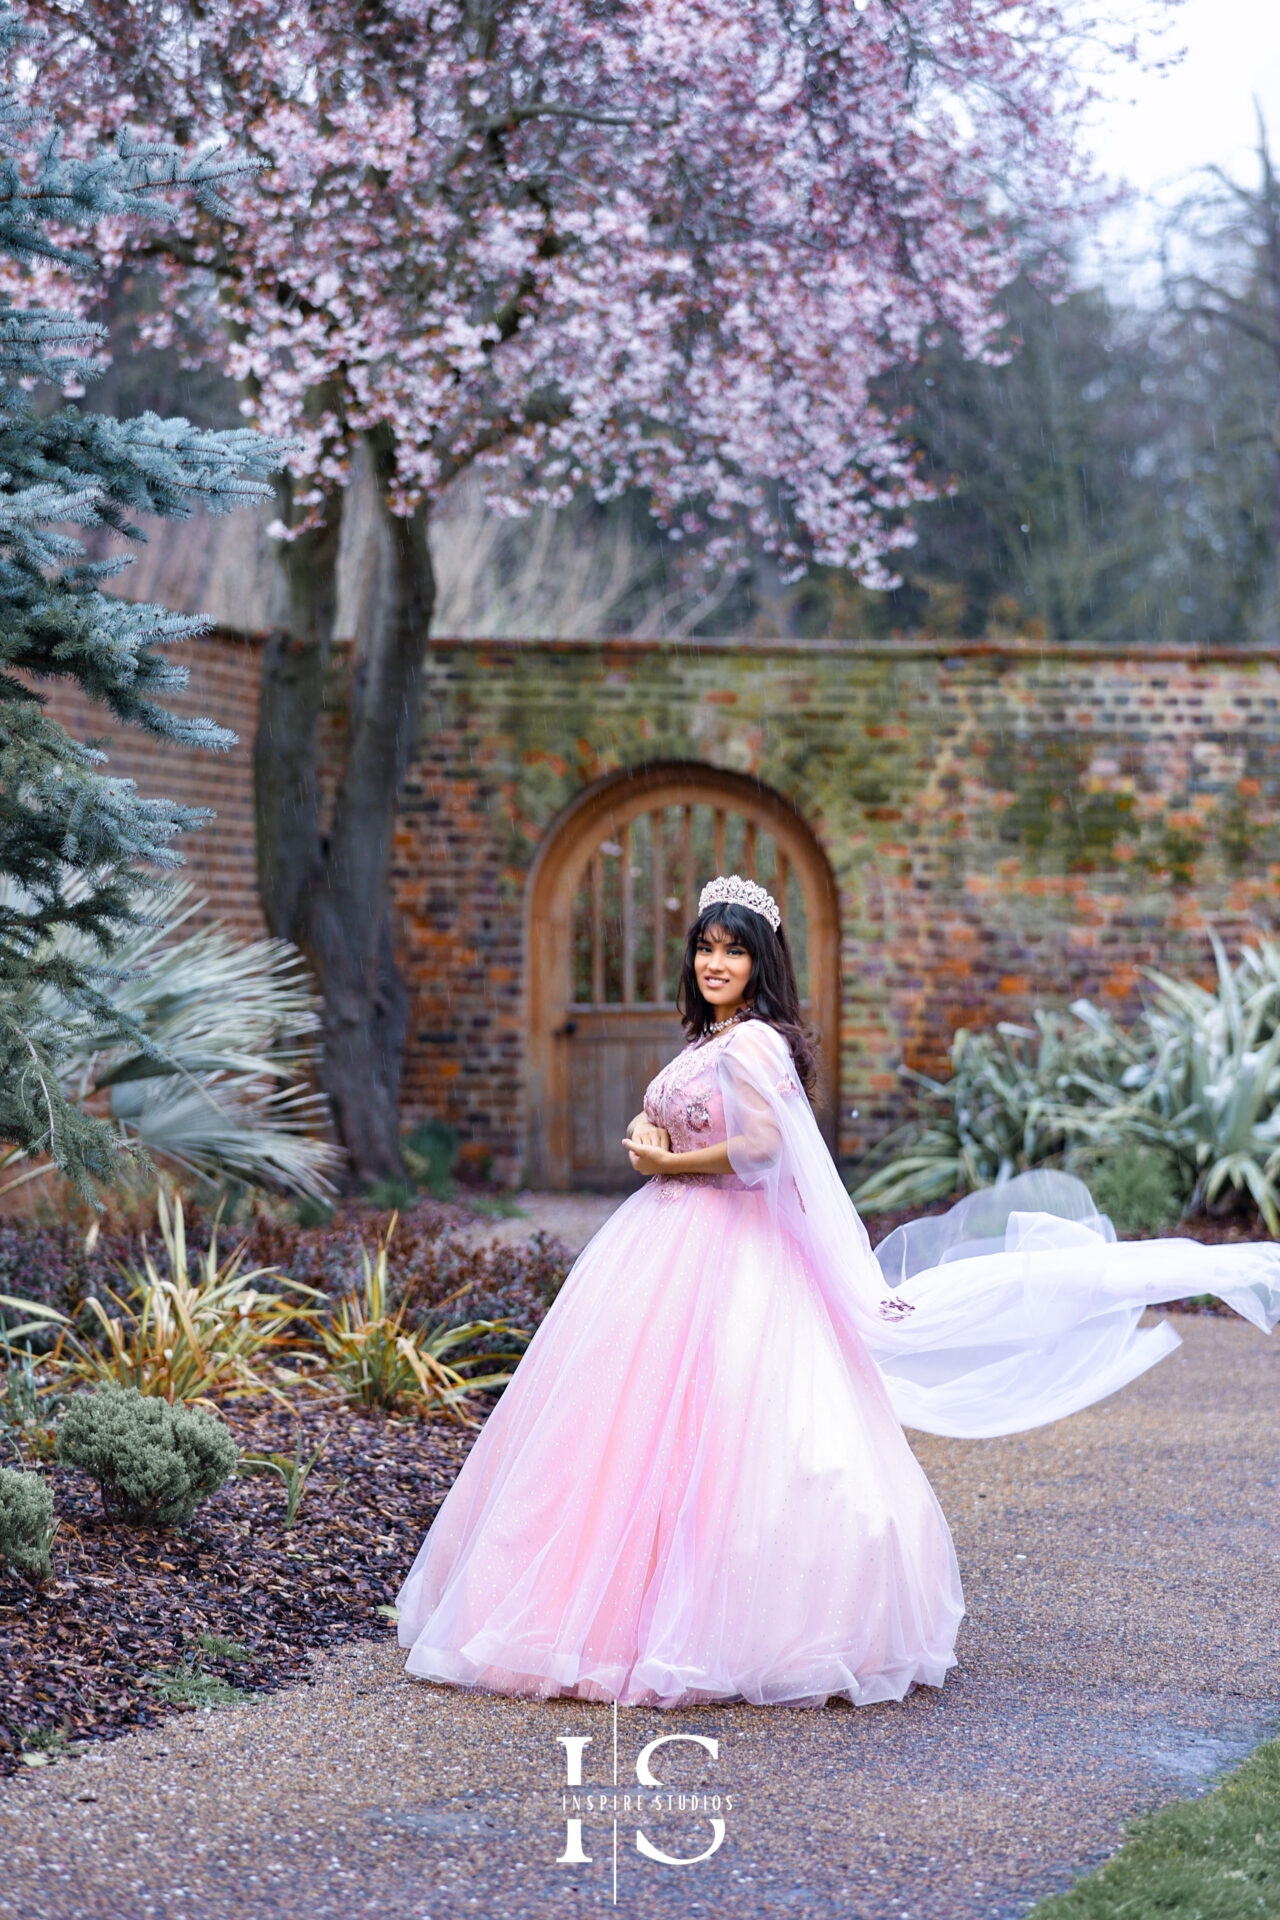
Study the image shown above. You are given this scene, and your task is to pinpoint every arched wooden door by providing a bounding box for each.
[526,764,840,1189]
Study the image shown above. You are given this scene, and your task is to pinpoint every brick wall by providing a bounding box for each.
[399,639,1280,1180]
[38,633,266,939]
[40,633,1280,1184]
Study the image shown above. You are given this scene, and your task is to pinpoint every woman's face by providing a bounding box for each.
[694,924,753,1016]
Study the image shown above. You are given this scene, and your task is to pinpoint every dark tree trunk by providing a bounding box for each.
[253,430,436,1186]
[1268,214,1280,643]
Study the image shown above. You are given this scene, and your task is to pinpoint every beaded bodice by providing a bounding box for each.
[643,1026,738,1154]
[637,1029,740,1190]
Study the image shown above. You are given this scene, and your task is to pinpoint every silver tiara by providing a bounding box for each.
[698,874,781,933]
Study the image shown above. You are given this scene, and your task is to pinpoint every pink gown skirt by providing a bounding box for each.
[396,1177,964,1707]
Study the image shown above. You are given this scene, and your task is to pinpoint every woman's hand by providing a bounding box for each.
[623,1133,674,1177]
[626,1120,670,1152]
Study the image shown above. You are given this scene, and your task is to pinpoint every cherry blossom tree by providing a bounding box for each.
[25,0,1160,1181]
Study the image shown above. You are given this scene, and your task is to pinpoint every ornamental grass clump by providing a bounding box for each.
[0,1467,56,1580]
[240,1426,324,1529]
[0,1337,64,1461]
[317,1220,526,1423]
[0,1189,323,1405]
[56,1386,238,1527]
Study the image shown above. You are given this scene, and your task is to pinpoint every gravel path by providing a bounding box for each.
[3,1311,1277,1920]
[454,1191,622,1255]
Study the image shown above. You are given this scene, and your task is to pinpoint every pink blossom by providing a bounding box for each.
[24,0,1167,575]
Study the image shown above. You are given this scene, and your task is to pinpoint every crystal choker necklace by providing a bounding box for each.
[707,1008,747,1035]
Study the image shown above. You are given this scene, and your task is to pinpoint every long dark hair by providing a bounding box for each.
[677,900,817,1097]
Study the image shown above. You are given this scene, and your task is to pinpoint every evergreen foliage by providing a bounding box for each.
[0,1463,55,1577]
[0,8,288,1189]
[55,1384,238,1527]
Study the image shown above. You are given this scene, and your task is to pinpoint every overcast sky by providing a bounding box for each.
[1083,0,1280,284]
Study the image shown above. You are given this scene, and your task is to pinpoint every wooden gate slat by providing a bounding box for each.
[621,820,635,1004]
[590,854,604,1005]
[651,809,666,1003]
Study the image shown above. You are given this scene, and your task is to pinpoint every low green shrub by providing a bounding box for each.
[194,1632,251,1663]
[1080,1145,1183,1236]
[0,1467,56,1579]
[403,1121,460,1199]
[291,1193,335,1230]
[19,1727,68,1757]
[465,1194,527,1220]
[146,1632,256,1708]
[56,1386,238,1527]
[365,1178,419,1213]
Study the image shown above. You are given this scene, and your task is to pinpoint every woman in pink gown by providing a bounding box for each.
[397,876,1280,1709]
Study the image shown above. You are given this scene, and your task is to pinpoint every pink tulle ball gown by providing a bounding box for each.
[397,1020,1280,1709]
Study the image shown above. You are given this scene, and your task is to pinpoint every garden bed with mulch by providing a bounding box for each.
[0,1203,576,1776]
[0,1398,480,1777]
[2,1185,1270,1777]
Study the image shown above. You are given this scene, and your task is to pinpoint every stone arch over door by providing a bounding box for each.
[526,762,840,1189]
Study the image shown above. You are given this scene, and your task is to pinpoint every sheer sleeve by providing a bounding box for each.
[717,1023,785,1179]
[717,1023,883,1330]
[714,1022,1280,1441]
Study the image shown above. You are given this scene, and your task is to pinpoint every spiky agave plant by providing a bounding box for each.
[850,932,1280,1236]
[849,1012,1138,1212]
[1117,933,1280,1234]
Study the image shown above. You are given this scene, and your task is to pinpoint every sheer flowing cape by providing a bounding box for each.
[717,1022,1280,1439]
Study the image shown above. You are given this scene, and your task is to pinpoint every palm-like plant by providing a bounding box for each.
[0,882,339,1197]
[847,1117,967,1213]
